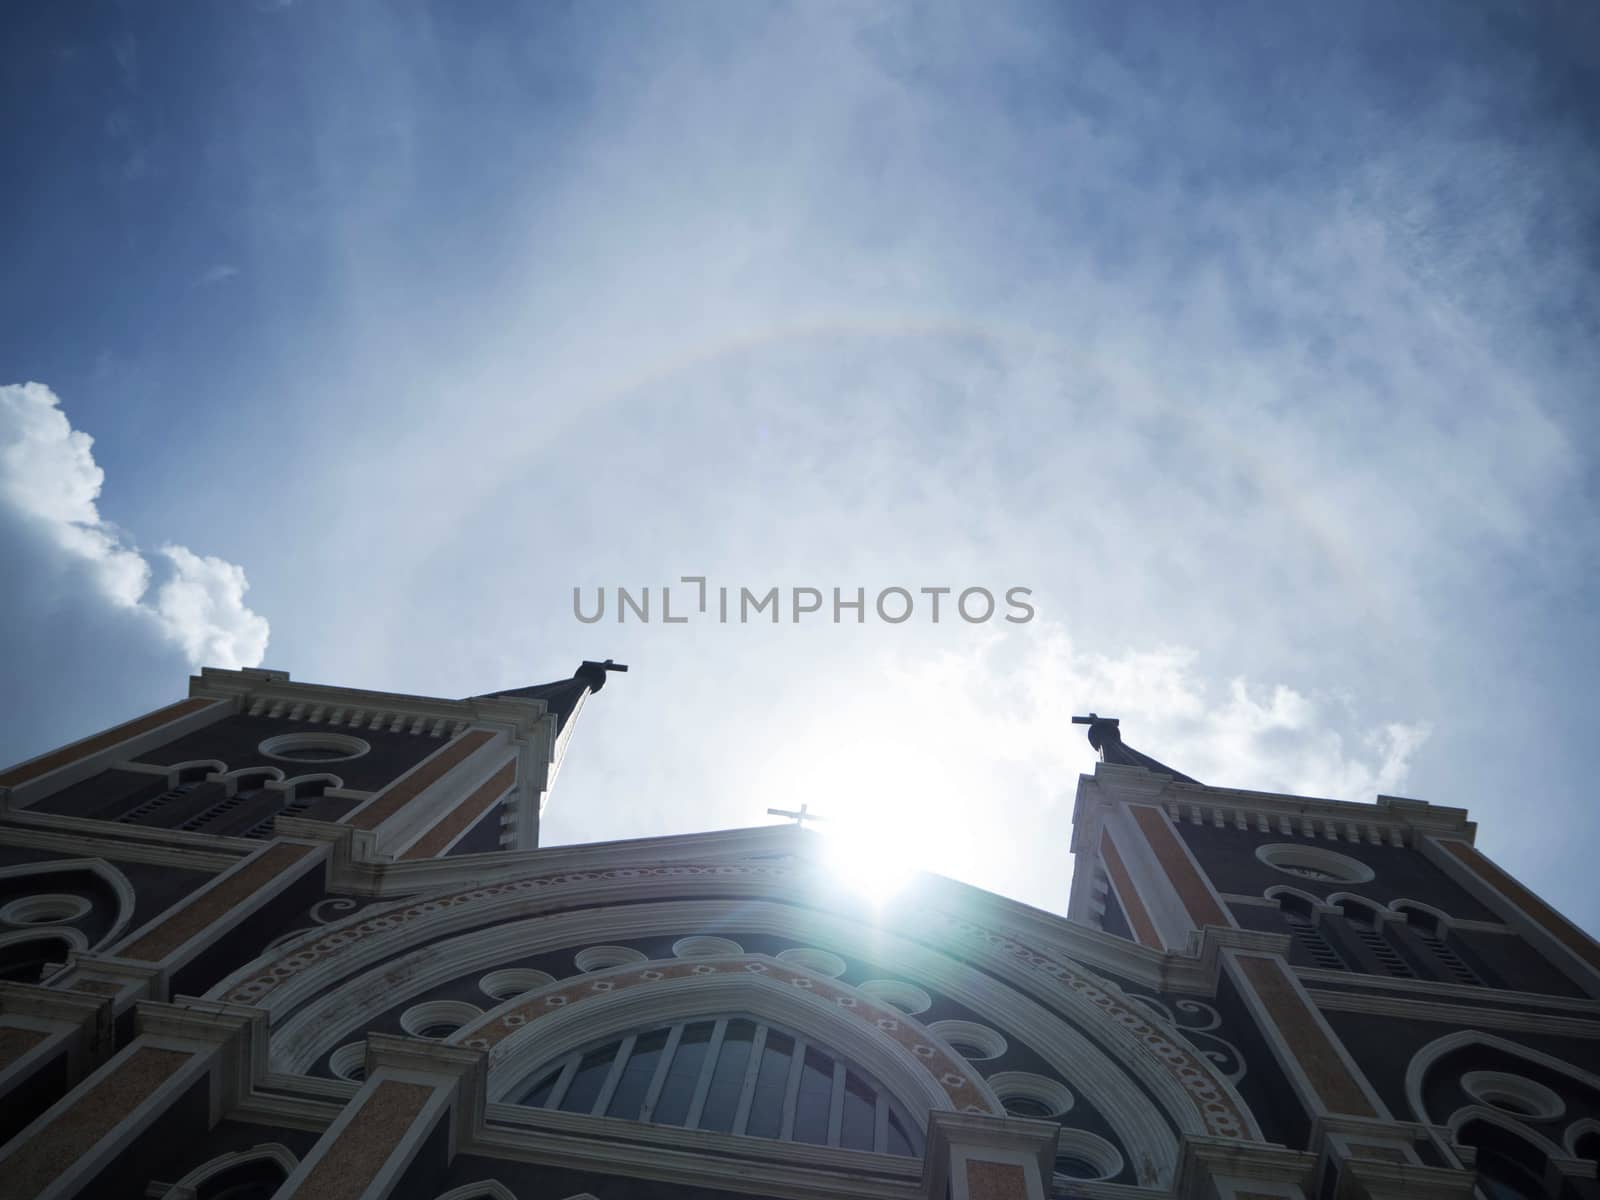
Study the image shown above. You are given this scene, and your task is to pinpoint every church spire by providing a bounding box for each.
[1071,713,1200,784]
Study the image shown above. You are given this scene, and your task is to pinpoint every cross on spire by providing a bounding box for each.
[766,803,829,828]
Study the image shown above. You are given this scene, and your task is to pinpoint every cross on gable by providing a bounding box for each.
[766,803,829,827]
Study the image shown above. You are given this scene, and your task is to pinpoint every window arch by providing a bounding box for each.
[1333,897,1416,978]
[1271,891,1346,970]
[1458,1119,1554,1200]
[509,1013,926,1157]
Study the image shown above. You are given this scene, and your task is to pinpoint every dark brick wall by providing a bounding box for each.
[134,714,444,794]
[1173,823,1498,920]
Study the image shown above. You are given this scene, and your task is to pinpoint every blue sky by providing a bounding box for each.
[3,2,1598,930]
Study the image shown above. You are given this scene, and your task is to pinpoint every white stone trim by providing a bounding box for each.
[857,979,932,1015]
[1052,1128,1126,1182]
[1564,1117,1600,1158]
[1,893,93,926]
[672,935,744,959]
[1407,1029,1600,1168]
[235,887,1233,1184]
[2,698,232,810]
[400,1001,483,1040]
[328,1042,367,1081]
[430,1183,518,1200]
[210,765,285,796]
[473,966,974,1121]
[1460,1069,1565,1120]
[478,969,556,1002]
[160,1142,297,1198]
[1445,1104,1570,1162]
[1254,844,1375,885]
[574,945,647,972]
[926,1020,1007,1061]
[987,1070,1074,1118]
[0,857,137,951]
[776,947,847,977]
[258,732,371,763]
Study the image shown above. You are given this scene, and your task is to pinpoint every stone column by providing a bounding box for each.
[0,999,263,1200]
[272,1034,485,1200]
[0,982,113,1143]
[922,1111,1059,1200]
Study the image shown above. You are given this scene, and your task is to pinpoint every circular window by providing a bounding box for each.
[399,1001,482,1041]
[329,1043,368,1082]
[672,935,745,960]
[574,945,647,973]
[776,947,847,978]
[1255,843,1375,884]
[1462,1071,1565,1121]
[258,733,370,764]
[928,1020,1008,1061]
[858,979,933,1016]
[1051,1131,1124,1182]
[988,1072,1075,1119]
[0,894,92,926]
[479,969,556,1002]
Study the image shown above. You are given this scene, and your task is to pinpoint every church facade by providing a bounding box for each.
[1,664,1597,1200]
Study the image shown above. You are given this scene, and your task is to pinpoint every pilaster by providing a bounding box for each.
[922,1110,1058,1200]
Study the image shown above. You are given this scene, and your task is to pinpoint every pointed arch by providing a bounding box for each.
[1567,1117,1600,1160]
[0,857,137,950]
[1407,1030,1600,1167]
[1263,883,1328,911]
[430,1182,518,1200]
[155,1142,298,1200]
[1389,898,1456,929]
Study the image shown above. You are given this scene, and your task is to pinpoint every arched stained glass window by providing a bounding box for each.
[510,1015,925,1157]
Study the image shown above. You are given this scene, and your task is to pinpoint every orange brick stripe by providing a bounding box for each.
[0,698,218,788]
[294,1081,433,1200]
[119,843,318,962]
[1130,805,1233,930]
[1437,840,1600,974]
[346,730,495,831]
[2,1045,192,1199]
[1100,831,1163,948]
[1235,955,1375,1117]
[401,757,517,860]
[966,1160,1028,1200]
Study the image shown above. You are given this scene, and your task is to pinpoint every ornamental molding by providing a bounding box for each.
[462,954,999,1116]
[0,856,138,952]
[224,878,1250,1182]
[1405,1028,1600,1169]
[1075,766,1475,852]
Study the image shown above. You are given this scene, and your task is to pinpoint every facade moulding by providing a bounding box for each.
[1420,835,1600,999]
[0,696,233,812]
[223,889,1248,1177]
[0,808,257,870]
[1174,1135,1319,1200]
[1292,968,1600,1016]
[1307,988,1600,1037]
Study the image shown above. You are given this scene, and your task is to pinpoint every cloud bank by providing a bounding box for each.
[0,382,268,763]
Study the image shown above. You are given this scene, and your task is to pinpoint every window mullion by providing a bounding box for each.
[592,1034,637,1116]
[730,1023,769,1136]
[826,1060,847,1147]
[684,1018,729,1130]
[873,1092,889,1154]
[545,1051,581,1110]
[637,1023,685,1123]
[779,1037,807,1141]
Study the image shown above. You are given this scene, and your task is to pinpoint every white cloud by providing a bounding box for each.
[0,382,269,671]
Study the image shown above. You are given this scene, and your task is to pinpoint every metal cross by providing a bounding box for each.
[766,803,829,827]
